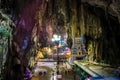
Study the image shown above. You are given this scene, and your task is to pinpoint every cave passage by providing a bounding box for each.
[0,0,120,80]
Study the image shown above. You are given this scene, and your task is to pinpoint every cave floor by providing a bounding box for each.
[31,59,79,80]
[31,59,120,80]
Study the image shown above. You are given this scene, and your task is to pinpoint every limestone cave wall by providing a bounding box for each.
[1,0,120,79]
[62,0,120,66]
[84,3,120,66]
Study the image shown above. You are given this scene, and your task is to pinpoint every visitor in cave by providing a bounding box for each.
[115,67,120,77]
[24,67,32,80]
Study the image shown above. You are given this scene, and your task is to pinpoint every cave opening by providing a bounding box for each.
[1,0,120,80]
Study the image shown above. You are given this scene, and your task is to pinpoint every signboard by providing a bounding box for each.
[73,38,82,44]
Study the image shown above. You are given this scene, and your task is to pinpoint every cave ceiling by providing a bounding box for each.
[82,0,120,22]
[1,0,120,47]
[10,0,120,22]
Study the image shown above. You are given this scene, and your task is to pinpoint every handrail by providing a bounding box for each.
[74,61,100,77]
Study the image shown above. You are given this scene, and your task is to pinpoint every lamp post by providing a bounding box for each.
[52,34,61,75]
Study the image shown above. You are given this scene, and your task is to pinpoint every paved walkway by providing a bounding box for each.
[74,60,120,80]
[32,59,75,80]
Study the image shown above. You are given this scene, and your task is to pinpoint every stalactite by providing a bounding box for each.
[80,5,103,63]
[80,4,85,36]
[70,0,77,38]
[65,0,71,24]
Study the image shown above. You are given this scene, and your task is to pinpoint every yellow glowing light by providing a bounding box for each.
[36,51,44,59]
[48,48,51,53]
